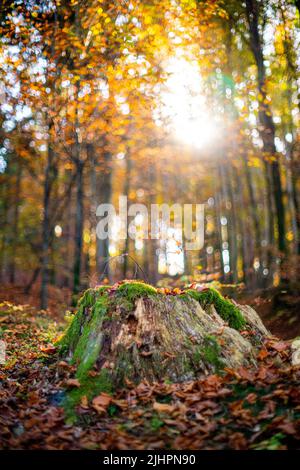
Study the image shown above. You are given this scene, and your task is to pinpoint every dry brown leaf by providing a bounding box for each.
[92,393,112,413]
[80,395,89,408]
[65,378,81,388]
[153,401,175,413]
[270,341,289,352]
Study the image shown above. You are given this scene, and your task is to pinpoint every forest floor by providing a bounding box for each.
[0,287,300,450]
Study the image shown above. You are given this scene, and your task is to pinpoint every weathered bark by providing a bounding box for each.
[59,282,270,405]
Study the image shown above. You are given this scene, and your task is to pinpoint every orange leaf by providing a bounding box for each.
[80,395,89,409]
[39,344,57,354]
[257,349,269,360]
[65,378,81,388]
[153,402,175,413]
[92,393,112,413]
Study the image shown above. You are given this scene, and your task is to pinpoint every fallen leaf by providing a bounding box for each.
[269,341,289,352]
[278,422,296,435]
[92,393,112,413]
[80,395,89,409]
[153,402,175,413]
[58,360,71,369]
[65,378,81,388]
[39,344,57,354]
[258,349,269,360]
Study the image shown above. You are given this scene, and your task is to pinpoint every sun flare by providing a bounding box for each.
[161,58,217,148]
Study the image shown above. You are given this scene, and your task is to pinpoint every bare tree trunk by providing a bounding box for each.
[225,166,238,284]
[73,158,84,295]
[245,0,286,254]
[147,157,159,285]
[215,173,225,283]
[41,131,55,309]
[279,6,300,254]
[63,169,73,287]
[243,159,261,253]
[96,147,112,281]
[0,169,11,282]
[123,148,132,278]
[233,167,250,286]
[8,159,22,284]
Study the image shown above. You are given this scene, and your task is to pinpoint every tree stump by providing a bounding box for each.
[59,281,269,406]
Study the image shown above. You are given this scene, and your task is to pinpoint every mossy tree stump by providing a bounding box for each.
[59,281,269,405]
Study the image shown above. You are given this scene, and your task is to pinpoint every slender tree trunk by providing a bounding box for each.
[0,175,10,282]
[233,166,250,286]
[8,160,22,284]
[243,158,261,252]
[73,159,84,295]
[291,156,300,254]
[41,132,55,309]
[245,0,286,254]
[225,166,238,283]
[63,169,73,287]
[123,148,132,278]
[96,148,112,281]
[215,169,225,283]
[281,25,300,254]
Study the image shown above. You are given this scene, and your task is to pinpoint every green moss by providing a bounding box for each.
[73,295,109,378]
[184,287,246,330]
[202,334,224,371]
[116,281,157,303]
[58,304,85,356]
[252,433,286,450]
[58,287,111,357]
[150,415,164,431]
[192,335,224,372]
[64,368,113,423]
[58,288,115,421]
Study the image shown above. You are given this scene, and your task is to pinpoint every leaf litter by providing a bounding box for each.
[0,301,300,450]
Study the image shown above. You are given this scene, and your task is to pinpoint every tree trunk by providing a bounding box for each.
[41,132,55,309]
[73,159,84,296]
[59,282,269,403]
[245,0,286,254]
[8,159,22,284]
[123,148,132,278]
[96,148,112,282]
